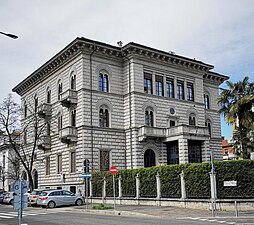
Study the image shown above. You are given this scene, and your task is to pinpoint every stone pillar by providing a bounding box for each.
[102,176,106,202]
[152,72,156,95]
[89,178,93,198]
[180,170,186,199]
[179,138,188,164]
[163,76,167,97]
[118,175,122,198]
[135,173,140,199]
[156,173,161,199]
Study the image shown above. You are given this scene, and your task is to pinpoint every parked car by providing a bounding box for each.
[37,190,84,208]
[0,192,7,203]
[3,192,14,205]
[29,189,44,205]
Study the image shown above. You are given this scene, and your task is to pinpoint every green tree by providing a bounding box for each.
[217,76,254,158]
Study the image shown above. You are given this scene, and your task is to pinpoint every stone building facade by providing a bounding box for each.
[12,37,228,192]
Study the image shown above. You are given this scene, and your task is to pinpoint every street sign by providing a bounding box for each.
[224,180,237,187]
[80,173,92,179]
[110,166,117,175]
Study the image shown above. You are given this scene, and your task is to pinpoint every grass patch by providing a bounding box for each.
[92,203,113,210]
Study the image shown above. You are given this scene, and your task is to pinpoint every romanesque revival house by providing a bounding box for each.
[12,37,228,192]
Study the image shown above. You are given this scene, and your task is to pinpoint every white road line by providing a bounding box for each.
[0,215,14,219]
[0,212,17,217]
[218,221,227,224]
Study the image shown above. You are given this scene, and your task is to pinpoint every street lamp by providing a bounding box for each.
[0,31,18,39]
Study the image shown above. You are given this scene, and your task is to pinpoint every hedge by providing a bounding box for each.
[91,160,254,199]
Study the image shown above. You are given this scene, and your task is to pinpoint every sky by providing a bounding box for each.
[1,0,254,140]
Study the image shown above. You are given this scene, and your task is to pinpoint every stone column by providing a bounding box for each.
[156,173,161,199]
[163,76,167,97]
[135,173,140,199]
[180,170,186,199]
[179,138,188,164]
[152,72,156,95]
[118,175,122,199]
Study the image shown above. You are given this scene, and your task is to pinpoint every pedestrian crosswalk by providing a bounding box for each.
[184,217,237,224]
[0,210,60,220]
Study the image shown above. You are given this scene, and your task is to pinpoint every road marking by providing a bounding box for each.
[0,215,14,219]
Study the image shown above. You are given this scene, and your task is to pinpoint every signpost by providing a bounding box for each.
[82,159,90,210]
[110,166,117,211]
[13,179,29,225]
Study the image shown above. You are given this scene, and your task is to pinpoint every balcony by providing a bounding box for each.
[37,135,51,150]
[37,103,52,118]
[59,126,77,144]
[138,126,167,141]
[138,125,210,142]
[60,89,77,107]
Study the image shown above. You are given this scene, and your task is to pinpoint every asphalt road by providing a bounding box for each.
[0,204,254,225]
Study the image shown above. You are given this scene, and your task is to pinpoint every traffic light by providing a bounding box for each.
[84,159,90,174]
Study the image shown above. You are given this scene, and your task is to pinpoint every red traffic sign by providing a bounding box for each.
[110,166,117,175]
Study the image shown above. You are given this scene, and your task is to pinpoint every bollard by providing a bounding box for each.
[235,200,238,217]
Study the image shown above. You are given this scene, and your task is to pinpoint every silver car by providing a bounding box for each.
[3,192,14,205]
[37,190,84,208]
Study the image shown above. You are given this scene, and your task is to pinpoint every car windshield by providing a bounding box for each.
[32,191,41,195]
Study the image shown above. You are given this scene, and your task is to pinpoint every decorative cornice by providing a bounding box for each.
[12,37,226,96]
[203,71,229,85]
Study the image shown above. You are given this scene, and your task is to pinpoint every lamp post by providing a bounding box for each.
[0,31,18,39]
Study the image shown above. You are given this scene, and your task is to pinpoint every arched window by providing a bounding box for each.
[145,107,154,127]
[144,149,156,167]
[71,109,76,127]
[24,101,27,118]
[99,107,109,127]
[33,170,38,189]
[71,74,76,90]
[204,93,210,109]
[99,73,109,92]
[58,114,63,131]
[189,113,196,126]
[34,95,38,113]
[58,81,63,100]
[205,119,212,135]
[47,88,51,104]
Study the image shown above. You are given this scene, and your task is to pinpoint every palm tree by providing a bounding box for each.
[217,76,254,159]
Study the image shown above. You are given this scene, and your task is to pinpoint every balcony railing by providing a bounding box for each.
[59,126,77,144]
[138,125,209,142]
[37,103,52,118]
[37,135,51,150]
[60,89,77,107]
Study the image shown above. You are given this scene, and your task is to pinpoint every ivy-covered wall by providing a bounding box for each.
[91,160,254,199]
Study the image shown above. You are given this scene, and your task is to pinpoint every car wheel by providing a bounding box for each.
[47,201,56,209]
[75,199,83,206]
[10,199,14,205]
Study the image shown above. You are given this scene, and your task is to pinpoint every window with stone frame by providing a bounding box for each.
[99,106,109,128]
[144,72,153,94]
[70,151,76,173]
[205,119,212,135]
[71,73,76,90]
[189,113,196,126]
[155,75,163,96]
[58,81,63,100]
[166,78,174,98]
[99,73,109,92]
[204,93,210,109]
[177,80,184,100]
[57,154,62,174]
[24,101,27,118]
[71,109,76,127]
[145,107,154,127]
[47,88,51,104]
[187,82,194,101]
[46,156,50,175]
[58,114,63,132]
[46,123,51,136]
[100,150,110,171]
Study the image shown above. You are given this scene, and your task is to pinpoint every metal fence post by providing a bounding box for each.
[156,173,161,199]
[136,173,140,199]
[180,170,186,199]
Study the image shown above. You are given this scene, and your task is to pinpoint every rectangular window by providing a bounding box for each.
[177,81,184,100]
[46,157,50,175]
[169,120,176,127]
[167,141,179,165]
[144,72,152,94]
[155,75,163,96]
[166,79,174,98]
[70,152,76,173]
[187,82,194,101]
[57,154,62,174]
[71,110,76,127]
[100,150,110,171]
